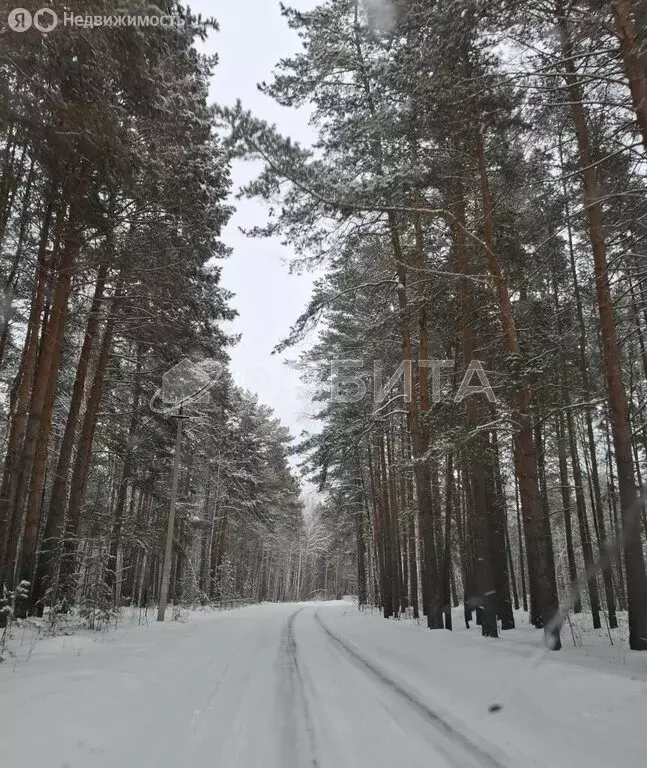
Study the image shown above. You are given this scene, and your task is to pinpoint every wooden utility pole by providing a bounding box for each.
[157,410,183,622]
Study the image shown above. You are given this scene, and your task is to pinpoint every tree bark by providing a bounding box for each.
[59,294,120,604]
[610,0,647,152]
[105,343,143,600]
[32,263,109,612]
[558,8,647,648]
[475,129,560,647]
[0,197,54,587]
[14,209,81,605]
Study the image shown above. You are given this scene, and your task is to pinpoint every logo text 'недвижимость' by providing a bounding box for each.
[7,7,187,33]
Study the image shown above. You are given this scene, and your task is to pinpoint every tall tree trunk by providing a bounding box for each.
[59,295,119,603]
[406,458,420,618]
[378,432,395,618]
[32,263,109,612]
[443,453,454,630]
[514,464,529,613]
[490,430,515,629]
[558,9,647,648]
[610,0,647,152]
[386,427,403,615]
[450,171,497,637]
[389,216,442,628]
[504,512,520,611]
[105,343,143,600]
[557,411,582,613]
[561,155,618,628]
[0,197,54,587]
[566,407,602,628]
[356,497,368,608]
[460,457,478,627]
[13,210,81,605]
[0,159,35,371]
[475,130,560,647]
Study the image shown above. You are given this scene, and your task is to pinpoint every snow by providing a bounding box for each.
[1,601,646,768]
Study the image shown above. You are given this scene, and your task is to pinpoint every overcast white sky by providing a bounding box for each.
[192,1,321,445]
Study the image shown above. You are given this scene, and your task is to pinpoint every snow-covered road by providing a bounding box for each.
[1,601,646,768]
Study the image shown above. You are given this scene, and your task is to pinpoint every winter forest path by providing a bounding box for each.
[0,601,645,768]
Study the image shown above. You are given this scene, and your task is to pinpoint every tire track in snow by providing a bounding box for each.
[314,609,508,768]
[278,607,320,768]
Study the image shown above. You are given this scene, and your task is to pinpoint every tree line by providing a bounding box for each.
[224,0,647,650]
[0,1,305,626]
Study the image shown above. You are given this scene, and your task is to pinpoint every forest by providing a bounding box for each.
[222,0,647,652]
[0,1,327,630]
[2,0,647,660]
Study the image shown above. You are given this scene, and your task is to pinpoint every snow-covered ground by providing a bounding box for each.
[1,601,646,767]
